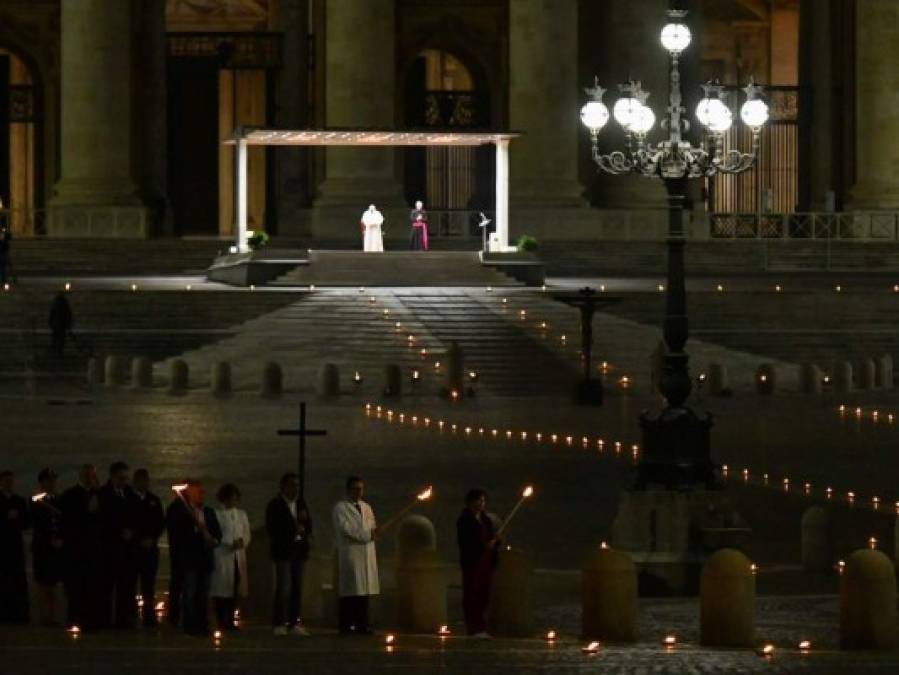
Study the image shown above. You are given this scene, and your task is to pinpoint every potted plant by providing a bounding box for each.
[247,230,270,251]
[516,234,539,252]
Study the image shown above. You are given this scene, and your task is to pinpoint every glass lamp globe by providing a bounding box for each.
[631,105,656,135]
[707,104,733,133]
[661,22,692,53]
[580,100,610,132]
[613,97,642,130]
[740,99,769,128]
[696,98,730,129]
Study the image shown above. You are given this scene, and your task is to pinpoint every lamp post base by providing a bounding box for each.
[636,405,718,490]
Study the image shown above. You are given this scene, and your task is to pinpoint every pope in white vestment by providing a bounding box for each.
[333,477,379,633]
[361,205,384,252]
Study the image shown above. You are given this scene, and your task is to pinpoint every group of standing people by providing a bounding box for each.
[1,466,503,639]
[361,200,430,253]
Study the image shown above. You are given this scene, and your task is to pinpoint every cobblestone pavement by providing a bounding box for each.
[3,595,898,675]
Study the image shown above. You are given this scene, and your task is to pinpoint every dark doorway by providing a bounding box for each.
[0,54,10,209]
[167,59,219,235]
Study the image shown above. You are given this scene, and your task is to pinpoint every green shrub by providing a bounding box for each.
[247,230,270,251]
[516,234,538,252]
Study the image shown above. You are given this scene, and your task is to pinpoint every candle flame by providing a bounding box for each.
[31,492,48,502]
[438,625,450,636]
[68,625,81,635]
[761,644,775,656]
[582,641,600,653]
[799,640,811,651]
[522,486,534,498]
[417,486,433,501]
[663,635,677,647]
[546,630,557,641]
[385,634,396,645]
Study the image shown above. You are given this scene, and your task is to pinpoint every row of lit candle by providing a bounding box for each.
[364,402,896,529]
[838,404,897,426]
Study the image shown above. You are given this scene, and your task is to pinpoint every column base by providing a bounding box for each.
[612,489,751,596]
[47,205,150,238]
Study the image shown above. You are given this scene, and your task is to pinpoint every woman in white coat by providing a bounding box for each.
[361,204,385,252]
[211,483,251,630]
[332,476,379,634]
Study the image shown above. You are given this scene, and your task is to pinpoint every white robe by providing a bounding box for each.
[362,210,384,253]
[210,507,251,598]
[332,499,379,597]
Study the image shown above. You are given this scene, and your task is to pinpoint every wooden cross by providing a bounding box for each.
[277,401,328,499]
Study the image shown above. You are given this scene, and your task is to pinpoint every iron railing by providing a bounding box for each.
[710,212,899,240]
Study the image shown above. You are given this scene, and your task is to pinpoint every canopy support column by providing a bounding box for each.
[235,137,249,252]
[495,138,510,251]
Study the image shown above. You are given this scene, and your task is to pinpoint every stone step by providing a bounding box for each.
[270,251,523,287]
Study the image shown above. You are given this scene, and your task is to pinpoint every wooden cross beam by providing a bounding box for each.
[277,401,327,499]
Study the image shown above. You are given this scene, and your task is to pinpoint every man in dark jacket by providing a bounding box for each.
[132,469,165,627]
[265,472,313,636]
[48,291,73,356]
[456,489,499,637]
[98,462,138,629]
[31,468,64,626]
[60,464,105,630]
[166,480,221,636]
[0,470,30,623]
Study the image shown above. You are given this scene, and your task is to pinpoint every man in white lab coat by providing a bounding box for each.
[332,476,379,634]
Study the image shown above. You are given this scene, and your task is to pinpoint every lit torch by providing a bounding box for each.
[496,485,535,537]
[380,485,434,532]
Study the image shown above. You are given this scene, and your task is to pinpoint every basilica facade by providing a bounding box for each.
[2,0,890,247]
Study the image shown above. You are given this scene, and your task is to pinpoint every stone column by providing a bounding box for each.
[312,0,403,239]
[50,0,147,237]
[849,0,899,209]
[276,0,311,236]
[509,0,584,208]
[138,0,170,234]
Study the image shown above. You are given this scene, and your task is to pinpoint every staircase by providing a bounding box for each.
[270,251,523,287]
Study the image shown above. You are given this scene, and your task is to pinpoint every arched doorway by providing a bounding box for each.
[403,49,494,241]
[0,47,41,235]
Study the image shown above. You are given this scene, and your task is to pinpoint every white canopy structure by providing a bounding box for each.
[225,128,520,252]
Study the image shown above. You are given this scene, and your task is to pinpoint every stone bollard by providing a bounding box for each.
[799,363,822,395]
[169,359,189,394]
[104,355,126,387]
[801,506,832,573]
[131,356,153,389]
[840,549,897,649]
[211,362,231,395]
[446,341,465,398]
[876,355,893,390]
[317,363,339,397]
[709,363,728,396]
[858,358,876,390]
[755,364,775,395]
[581,545,638,642]
[700,548,755,647]
[834,361,853,393]
[383,364,402,397]
[395,515,446,633]
[86,358,104,387]
[488,548,533,637]
[261,362,282,397]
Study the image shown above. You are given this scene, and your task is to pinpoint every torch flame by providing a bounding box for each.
[417,486,433,501]
[172,483,189,492]
[31,492,48,502]
[522,486,534,498]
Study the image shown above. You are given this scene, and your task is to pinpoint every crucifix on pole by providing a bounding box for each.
[277,401,327,500]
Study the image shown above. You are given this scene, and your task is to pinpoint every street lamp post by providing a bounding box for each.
[581,6,769,489]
